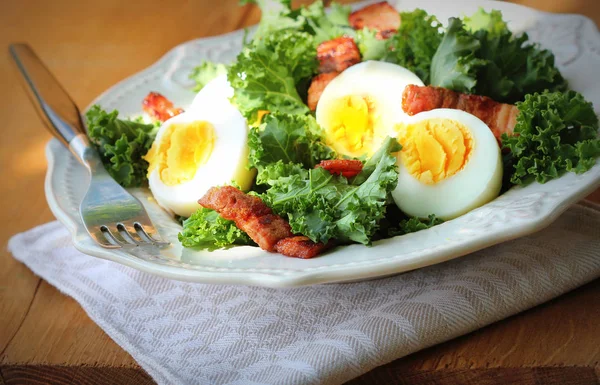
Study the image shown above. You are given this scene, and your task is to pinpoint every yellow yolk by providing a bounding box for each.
[253,110,269,127]
[325,95,380,157]
[145,121,215,186]
[396,118,473,184]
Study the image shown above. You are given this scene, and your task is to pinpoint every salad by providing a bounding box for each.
[85,0,600,258]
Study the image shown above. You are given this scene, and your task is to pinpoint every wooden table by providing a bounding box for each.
[1,1,599,384]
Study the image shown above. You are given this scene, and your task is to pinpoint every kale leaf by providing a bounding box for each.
[178,208,253,250]
[430,17,485,93]
[228,29,318,121]
[473,29,567,103]
[240,0,304,41]
[243,0,351,43]
[248,112,335,172]
[300,1,353,44]
[430,9,566,103]
[263,137,401,244]
[86,105,158,187]
[502,91,600,184]
[189,61,228,92]
[462,8,507,36]
[355,28,388,61]
[393,215,443,236]
[384,9,443,83]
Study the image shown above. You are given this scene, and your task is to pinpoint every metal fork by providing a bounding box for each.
[10,43,169,249]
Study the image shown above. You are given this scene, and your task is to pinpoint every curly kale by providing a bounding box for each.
[86,105,158,187]
[502,91,600,184]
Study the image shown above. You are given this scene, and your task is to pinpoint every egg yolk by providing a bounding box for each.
[325,95,380,157]
[145,121,215,186]
[252,110,269,127]
[396,118,473,184]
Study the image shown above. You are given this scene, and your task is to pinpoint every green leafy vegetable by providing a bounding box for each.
[462,8,507,36]
[472,28,567,103]
[430,10,566,103]
[300,1,353,44]
[256,160,306,187]
[229,1,358,121]
[229,1,366,121]
[430,17,485,93]
[502,91,600,184]
[86,105,158,187]
[228,29,318,121]
[248,112,335,172]
[327,2,352,26]
[375,204,442,239]
[178,208,253,250]
[384,9,443,83]
[394,215,443,236]
[263,137,401,244]
[241,0,304,41]
[189,61,227,92]
[355,28,388,61]
[243,0,351,44]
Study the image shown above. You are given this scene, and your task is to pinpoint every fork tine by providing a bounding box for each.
[133,222,169,246]
[118,223,144,245]
[88,227,122,249]
[103,226,131,247]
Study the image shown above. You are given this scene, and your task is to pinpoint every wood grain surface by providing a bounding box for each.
[0,0,599,384]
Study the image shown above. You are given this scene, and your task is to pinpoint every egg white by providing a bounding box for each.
[147,98,252,218]
[190,74,233,110]
[316,61,424,156]
[392,109,503,220]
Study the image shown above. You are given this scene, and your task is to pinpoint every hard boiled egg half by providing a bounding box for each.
[144,76,254,217]
[316,61,424,158]
[392,109,503,220]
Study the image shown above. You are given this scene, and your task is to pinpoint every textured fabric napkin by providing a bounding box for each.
[8,202,600,385]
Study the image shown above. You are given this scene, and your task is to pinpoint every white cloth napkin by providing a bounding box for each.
[8,202,600,385]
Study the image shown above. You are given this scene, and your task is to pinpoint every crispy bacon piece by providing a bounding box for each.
[317,37,361,73]
[316,159,363,178]
[349,1,400,39]
[402,85,519,143]
[307,72,339,111]
[199,186,292,252]
[142,92,184,123]
[274,236,332,259]
[199,186,328,258]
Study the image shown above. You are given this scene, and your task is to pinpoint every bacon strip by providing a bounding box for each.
[402,85,519,142]
[199,186,329,258]
[316,159,363,178]
[317,37,361,74]
[142,92,184,123]
[349,1,400,39]
[274,236,332,259]
[307,72,339,111]
[199,186,292,252]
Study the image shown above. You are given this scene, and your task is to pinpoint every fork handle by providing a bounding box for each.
[9,43,101,170]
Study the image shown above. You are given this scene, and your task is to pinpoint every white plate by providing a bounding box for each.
[45,0,600,287]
